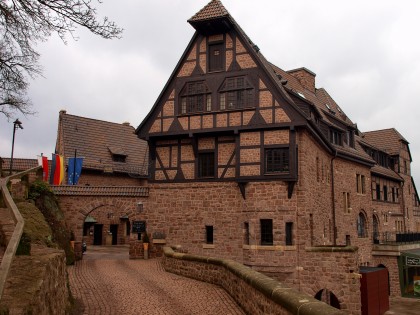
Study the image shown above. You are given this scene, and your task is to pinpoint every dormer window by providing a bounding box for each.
[112,154,126,163]
[108,146,127,163]
[180,81,211,114]
[219,77,254,110]
[330,129,342,145]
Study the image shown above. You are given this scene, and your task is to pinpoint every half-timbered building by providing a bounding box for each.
[134,1,420,311]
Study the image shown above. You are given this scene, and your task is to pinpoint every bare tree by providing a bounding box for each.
[0,0,122,119]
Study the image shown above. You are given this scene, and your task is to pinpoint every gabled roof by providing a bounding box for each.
[363,128,408,156]
[57,111,148,176]
[188,0,229,22]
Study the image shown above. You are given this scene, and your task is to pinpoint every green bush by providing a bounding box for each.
[28,181,53,201]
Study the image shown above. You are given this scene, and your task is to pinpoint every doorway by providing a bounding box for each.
[93,224,103,245]
[110,224,118,245]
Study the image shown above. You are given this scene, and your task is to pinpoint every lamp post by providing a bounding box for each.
[9,119,23,175]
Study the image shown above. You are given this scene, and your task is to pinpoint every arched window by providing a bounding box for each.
[180,81,211,114]
[357,212,368,238]
[373,214,379,243]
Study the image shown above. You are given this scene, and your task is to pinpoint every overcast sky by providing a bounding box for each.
[1,0,420,181]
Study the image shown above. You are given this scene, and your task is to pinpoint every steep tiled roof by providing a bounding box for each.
[189,0,229,22]
[57,112,148,176]
[363,128,407,155]
[270,63,354,127]
[1,158,39,171]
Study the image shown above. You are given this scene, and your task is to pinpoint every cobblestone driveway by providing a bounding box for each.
[68,246,245,315]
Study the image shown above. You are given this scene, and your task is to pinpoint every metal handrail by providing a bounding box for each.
[0,166,41,300]
[373,231,420,245]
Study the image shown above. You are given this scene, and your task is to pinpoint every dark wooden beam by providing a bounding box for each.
[238,182,248,200]
[288,181,295,199]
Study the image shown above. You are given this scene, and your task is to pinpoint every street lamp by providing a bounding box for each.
[9,119,23,175]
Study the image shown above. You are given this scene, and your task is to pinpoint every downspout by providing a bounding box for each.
[401,181,406,232]
[331,149,338,246]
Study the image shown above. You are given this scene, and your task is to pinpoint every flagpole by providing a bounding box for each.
[73,149,77,185]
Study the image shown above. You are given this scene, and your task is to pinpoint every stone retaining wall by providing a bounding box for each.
[0,247,69,314]
[162,246,344,315]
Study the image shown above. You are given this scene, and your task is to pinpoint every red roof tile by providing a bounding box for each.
[371,165,403,182]
[1,158,39,172]
[51,185,149,197]
[56,111,148,176]
[363,128,407,155]
[189,0,229,22]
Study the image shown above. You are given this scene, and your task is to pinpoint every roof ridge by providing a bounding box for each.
[188,0,229,22]
[61,112,134,128]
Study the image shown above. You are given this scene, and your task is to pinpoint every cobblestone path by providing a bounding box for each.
[67,246,245,315]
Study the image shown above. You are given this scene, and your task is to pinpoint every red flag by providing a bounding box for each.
[53,154,61,185]
[42,156,49,182]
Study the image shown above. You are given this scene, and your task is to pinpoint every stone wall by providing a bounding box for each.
[0,247,69,315]
[129,239,166,259]
[373,255,400,296]
[162,246,344,315]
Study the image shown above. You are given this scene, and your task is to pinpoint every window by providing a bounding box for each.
[265,148,289,173]
[356,174,366,194]
[112,154,126,163]
[330,129,342,145]
[244,222,250,245]
[205,225,214,244]
[383,185,388,201]
[395,220,403,232]
[343,192,351,213]
[180,81,211,114]
[260,219,273,245]
[392,187,396,203]
[219,77,254,110]
[376,184,381,200]
[208,42,224,72]
[357,213,367,238]
[285,222,293,246]
[198,152,215,178]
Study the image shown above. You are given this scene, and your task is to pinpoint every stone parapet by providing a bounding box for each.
[162,246,344,315]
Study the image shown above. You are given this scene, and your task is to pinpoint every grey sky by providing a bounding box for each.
[1,0,419,182]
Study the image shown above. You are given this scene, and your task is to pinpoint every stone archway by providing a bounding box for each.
[79,201,136,246]
[314,289,341,309]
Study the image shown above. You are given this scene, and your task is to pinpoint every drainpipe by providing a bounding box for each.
[331,150,338,246]
[401,181,406,233]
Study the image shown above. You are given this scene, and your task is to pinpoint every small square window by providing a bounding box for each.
[265,148,289,173]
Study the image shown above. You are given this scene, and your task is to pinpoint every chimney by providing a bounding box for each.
[287,67,316,93]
